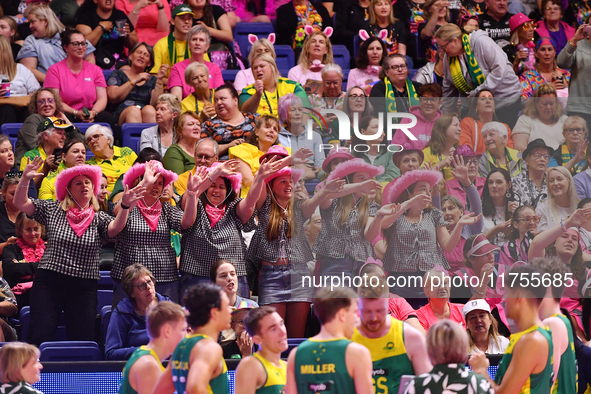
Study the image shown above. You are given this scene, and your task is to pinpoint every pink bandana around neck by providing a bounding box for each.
[137,199,162,232]
[204,204,226,228]
[66,206,95,237]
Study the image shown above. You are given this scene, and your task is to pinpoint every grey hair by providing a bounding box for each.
[85,124,114,148]
[427,320,469,365]
[563,116,588,134]
[195,138,219,156]
[184,62,210,86]
[321,63,343,79]
[35,127,56,147]
[156,93,182,116]
[481,121,508,139]
[188,25,211,46]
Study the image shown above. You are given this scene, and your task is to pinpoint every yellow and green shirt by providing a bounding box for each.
[238,78,310,116]
[86,146,137,193]
[180,89,215,114]
[20,145,48,171]
[118,346,164,394]
[551,314,577,394]
[38,162,67,200]
[252,352,286,394]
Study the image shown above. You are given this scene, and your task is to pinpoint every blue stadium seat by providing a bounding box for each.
[98,271,114,289]
[39,341,100,352]
[222,69,240,83]
[332,45,351,74]
[1,123,20,152]
[73,123,111,134]
[103,70,113,81]
[100,305,112,348]
[275,46,296,71]
[121,123,156,154]
[19,306,67,343]
[234,23,275,59]
[305,179,319,195]
[353,35,362,62]
[97,289,113,314]
[40,342,103,362]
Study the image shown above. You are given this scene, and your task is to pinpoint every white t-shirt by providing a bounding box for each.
[535,200,574,232]
[483,206,509,247]
[512,114,568,150]
[0,64,40,97]
[469,336,510,355]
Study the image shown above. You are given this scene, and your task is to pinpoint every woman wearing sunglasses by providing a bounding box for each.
[504,13,536,76]
[536,0,575,56]
[458,14,479,32]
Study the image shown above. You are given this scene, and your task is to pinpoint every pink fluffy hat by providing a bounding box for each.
[265,167,305,184]
[384,169,442,204]
[208,162,243,193]
[326,158,384,183]
[54,164,103,202]
[122,161,178,189]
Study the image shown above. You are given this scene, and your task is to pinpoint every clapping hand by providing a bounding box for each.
[156,64,170,81]
[574,140,589,163]
[121,183,146,209]
[237,331,253,357]
[292,148,314,166]
[254,79,264,97]
[201,102,216,119]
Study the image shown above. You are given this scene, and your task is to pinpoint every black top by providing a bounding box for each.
[393,0,424,61]
[369,79,422,115]
[0,0,20,16]
[76,9,134,62]
[365,20,409,56]
[462,0,487,16]
[480,11,513,43]
[16,23,31,42]
[192,5,227,49]
[1,243,39,289]
[565,0,590,28]
[0,202,15,243]
[333,0,370,65]
[10,42,21,62]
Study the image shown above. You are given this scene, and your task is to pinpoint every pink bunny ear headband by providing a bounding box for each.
[359,29,388,42]
[303,25,334,37]
[248,33,276,45]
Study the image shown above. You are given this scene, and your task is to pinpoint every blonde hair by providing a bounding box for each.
[184,62,209,86]
[0,36,16,81]
[175,111,200,143]
[29,5,65,38]
[298,31,334,71]
[248,38,276,67]
[1,17,16,43]
[423,0,449,21]
[368,0,396,25]
[522,83,563,121]
[0,342,39,384]
[433,23,462,42]
[251,52,280,85]
[60,183,101,212]
[546,166,580,224]
[427,320,469,365]
[466,310,504,354]
[563,116,588,135]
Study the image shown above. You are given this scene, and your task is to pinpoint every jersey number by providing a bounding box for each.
[372,377,388,394]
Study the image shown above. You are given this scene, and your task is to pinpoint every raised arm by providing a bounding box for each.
[107,183,146,238]
[364,202,404,242]
[437,212,482,252]
[451,155,483,233]
[300,178,346,219]
[14,157,44,216]
[181,167,209,230]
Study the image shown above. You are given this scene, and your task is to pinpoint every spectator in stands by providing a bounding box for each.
[352,115,399,183]
[221,304,255,359]
[168,25,223,100]
[479,121,523,178]
[499,205,537,265]
[277,93,323,180]
[558,19,591,138]
[392,0,425,64]
[186,0,233,52]
[415,269,466,331]
[211,260,258,309]
[0,140,37,203]
[370,54,420,116]
[458,14,480,32]
[504,13,536,76]
[44,29,114,127]
[0,343,44,392]
[180,62,215,119]
[446,145,485,209]
[536,0,574,56]
[479,0,512,44]
[463,299,509,354]
[233,0,273,23]
[97,173,110,213]
[115,0,170,46]
[107,42,162,125]
[150,5,193,82]
[549,116,588,175]
[140,94,181,157]
[512,139,552,209]
[106,263,170,360]
[173,138,218,196]
[519,37,570,101]
[347,36,385,94]
[275,0,332,57]
[412,48,444,85]
[178,159,281,299]
[229,116,290,197]
[85,124,138,192]
[240,53,310,116]
[405,320,494,394]
[536,166,580,231]
[201,83,258,161]
[234,35,275,93]
[419,0,448,64]
[75,0,137,70]
[15,159,143,346]
[393,83,442,149]
[577,199,591,253]
[367,0,408,58]
[0,36,39,124]
[287,30,334,86]
[109,147,161,206]
[17,5,95,84]
[308,63,345,114]
[39,138,86,200]
[0,17,21,61]
[574,150,591,200]
[0,177,20,255]
[50,0,82,28]
[1,212,44,309]
[15,89,73,166]
[513,84,568,151]
[162,111,200,175]
[423,113,461,181]
[392,144,424,176]
[314,145,355,192]
[434,24,523,128]
[110,161,202,306]
[459,89,515,155]
[482,168,518,247]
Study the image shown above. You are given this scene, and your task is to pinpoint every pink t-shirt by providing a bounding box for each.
[346,67,381,95]
[388,296,416,321]
[115,0,171,46]
[234,68,254,92]
[415,302,466,331]
[287,64,322,85]
[44,60,106,111]
[168,59,224,99]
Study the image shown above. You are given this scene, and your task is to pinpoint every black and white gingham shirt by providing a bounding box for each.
[180,199,256,277]
[247,197,314,266]
[313,198,380,262]
[31,199,113,280]
[383,209,450,273]
[111,203,183,282]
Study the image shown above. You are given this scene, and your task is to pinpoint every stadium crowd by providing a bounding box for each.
[0,0,589,392]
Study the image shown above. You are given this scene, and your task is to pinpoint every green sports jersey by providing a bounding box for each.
[551,314,577,394]
[253,352,286,394]
[351,317,414,394]
[293,338,356,394]
[118,346,163,394]
[494,325,554,394]
[171,333,229,394]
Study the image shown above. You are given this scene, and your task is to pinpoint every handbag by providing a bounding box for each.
[94,35,116,70]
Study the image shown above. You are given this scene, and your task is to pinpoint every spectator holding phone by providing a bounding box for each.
[520,37,570,101]
[115,0,171,46]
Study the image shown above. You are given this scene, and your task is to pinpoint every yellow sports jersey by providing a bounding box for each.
[252,352,286,394]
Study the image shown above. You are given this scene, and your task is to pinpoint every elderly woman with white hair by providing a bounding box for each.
[85,124,138,193]
[140,94,182,157]
[404,320,495,394]
[548,116,589,175]
[180,62,215,121]
[308,63,345,116]
[478,121,524,179]
[536,166,580,232]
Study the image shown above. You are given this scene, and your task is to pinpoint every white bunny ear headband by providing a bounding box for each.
[248,33,276,45]
[303,25,334,37]
[359,29,388,41]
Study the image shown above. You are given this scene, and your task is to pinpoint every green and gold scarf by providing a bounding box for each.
[561,143,586,174]
[449,34,485,94]
[385,77,419,112]
[168,32,190,66]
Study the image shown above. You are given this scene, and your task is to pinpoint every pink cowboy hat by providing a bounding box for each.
[509,13,534,35]
[392,142,426,166]
[259,145,289,164]
[208,162,242,193]
[326,158,384,183]
[265,167,305,184]
[54,164,103,202]
[384,169,442,204]
[322,146,355,172]
[122,160,179,190]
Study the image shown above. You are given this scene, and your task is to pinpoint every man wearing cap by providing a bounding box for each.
[221,302,255,359]
[531,257,577,394]
[151,5,195,84]
[463,299,509,354]
[512,138,551,209]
